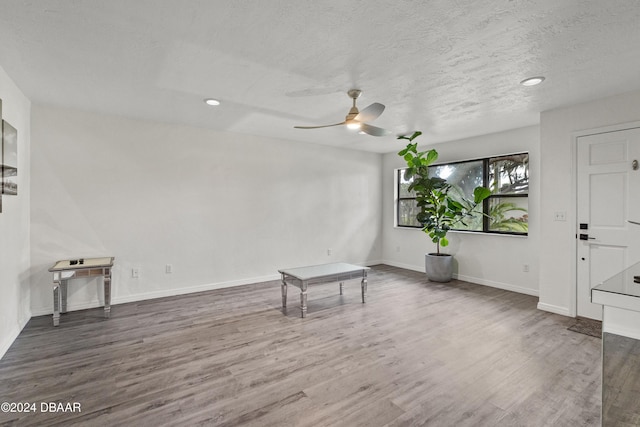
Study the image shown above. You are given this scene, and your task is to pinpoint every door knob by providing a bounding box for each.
[579,234,595,241]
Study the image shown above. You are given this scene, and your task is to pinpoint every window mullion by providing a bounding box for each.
[483,159,489,232]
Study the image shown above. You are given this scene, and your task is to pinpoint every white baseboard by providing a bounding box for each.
[382,260,539,297]
[31,300,106,317]
[537,302,571,317]
[0,327,20,361]
[381,260,423,273]
[116,273,283,305]
[455,273,539,297]
[0,313,31,360]
[30,273,283,316]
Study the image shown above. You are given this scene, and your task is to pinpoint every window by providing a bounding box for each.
[397,169,421,227]
[396,153,529,235]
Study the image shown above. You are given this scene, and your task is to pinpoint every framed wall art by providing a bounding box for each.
[2,119,17,196]
[0,97,2,212]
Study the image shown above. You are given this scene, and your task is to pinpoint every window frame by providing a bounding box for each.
[396,152,529,236]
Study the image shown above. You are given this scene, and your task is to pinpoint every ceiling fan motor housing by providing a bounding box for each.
[346,89,362,120]
[347,89,362,99]
[346,106,359,121]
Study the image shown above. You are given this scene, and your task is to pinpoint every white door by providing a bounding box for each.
[576,128,640,320]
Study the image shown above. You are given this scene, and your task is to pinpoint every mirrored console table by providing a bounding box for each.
[48,257,114,326]
[592,262,640,426]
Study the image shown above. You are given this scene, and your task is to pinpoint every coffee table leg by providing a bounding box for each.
[361,273,367,303]
[300,282,308,318]
[339,282,344,295]
[281,274,287,309]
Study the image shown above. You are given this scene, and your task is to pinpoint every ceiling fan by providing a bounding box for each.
[294,89,391,137]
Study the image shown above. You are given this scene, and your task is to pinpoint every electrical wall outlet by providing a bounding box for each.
[131,268,139,278]
[166,264,173,274]
[554,211,566,221]
[327,249,332,256]
[523,264,530,272]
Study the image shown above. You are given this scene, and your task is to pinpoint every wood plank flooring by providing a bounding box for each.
[0,265,601,426]
[602,332,640,425]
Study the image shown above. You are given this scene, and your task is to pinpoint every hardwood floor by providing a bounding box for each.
[0,265,601,426]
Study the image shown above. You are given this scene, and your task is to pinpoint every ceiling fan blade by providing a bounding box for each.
[354,102,385,122]
[360,123,391,137]
[294,122,345,129]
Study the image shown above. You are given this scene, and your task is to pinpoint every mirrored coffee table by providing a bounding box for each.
[278,262,370,318]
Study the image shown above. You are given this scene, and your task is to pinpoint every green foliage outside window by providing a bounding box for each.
[397,149,529,235]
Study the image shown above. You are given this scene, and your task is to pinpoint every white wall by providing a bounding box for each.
[0,66,31,359]
[30,105,383,315]
[382,126,540,296]
[539,89,640,316]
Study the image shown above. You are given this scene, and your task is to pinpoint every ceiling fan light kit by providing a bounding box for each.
[346,121,361,130]
[294,89,390,137]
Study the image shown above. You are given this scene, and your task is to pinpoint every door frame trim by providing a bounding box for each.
[571,120,640,317]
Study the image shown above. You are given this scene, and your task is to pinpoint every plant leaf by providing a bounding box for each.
[473,186,492,203]
[425,149,438,165]
[447,199,465,211]
[397,131,422,142]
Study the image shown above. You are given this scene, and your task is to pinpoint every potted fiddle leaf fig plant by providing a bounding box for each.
[398,131,491,282]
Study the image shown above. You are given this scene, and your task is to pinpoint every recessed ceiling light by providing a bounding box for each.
[520,76,545,86]
[204,98,220,106]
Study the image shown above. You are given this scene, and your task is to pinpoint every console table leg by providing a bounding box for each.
[53,281,61,327]
[339,282,344,295]
[60,280,68,313]
[104,267,112,319]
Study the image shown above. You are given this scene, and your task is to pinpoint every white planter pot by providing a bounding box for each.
[425,253,453,282]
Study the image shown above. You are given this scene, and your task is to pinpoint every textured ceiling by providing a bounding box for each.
[1,1,639,153]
